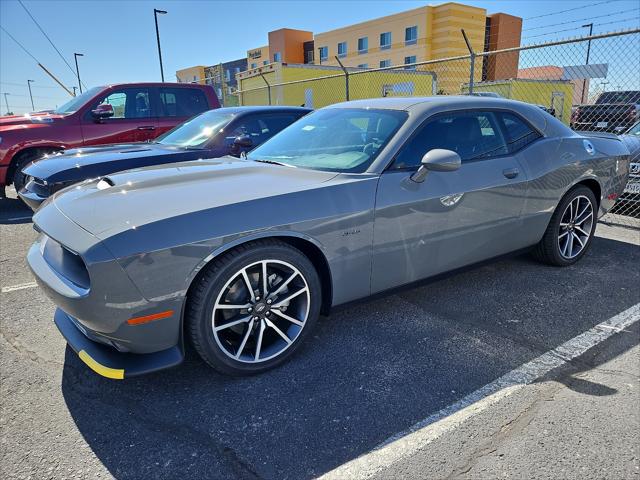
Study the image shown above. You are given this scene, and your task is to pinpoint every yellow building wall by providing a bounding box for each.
[239,64,434,109]
[313,2,486,95]
[247,45,270,69]
[461,80,574,124]
[176,66,206,84]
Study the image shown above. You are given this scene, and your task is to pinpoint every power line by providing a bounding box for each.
[522,17,640,40]
[522,8,639,31]
[524,0,617,21]
[0,25,39,63]
[0,81,60,89]
[17,0,86,89]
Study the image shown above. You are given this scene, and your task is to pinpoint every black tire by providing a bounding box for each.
[532,185,597,266]
[186,239,321,376]
[11,150,46,193]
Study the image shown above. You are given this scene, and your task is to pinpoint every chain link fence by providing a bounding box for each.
[237,28,640,229]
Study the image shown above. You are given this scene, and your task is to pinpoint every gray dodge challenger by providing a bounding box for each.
[27,97,630,379]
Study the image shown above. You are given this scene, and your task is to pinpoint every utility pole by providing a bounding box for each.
[27,80,35,111]
[581,23,593,104]
[72,86,77,96]
[154,8,167,82]
[3,93,10,115]
[74,53,84,94]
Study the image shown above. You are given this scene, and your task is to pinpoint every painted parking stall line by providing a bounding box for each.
[1,281,38,293]
[320,302,640,480]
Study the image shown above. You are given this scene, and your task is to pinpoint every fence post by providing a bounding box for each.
[334,56,350,101]
[461,29,475,95]
[259,72,272,105]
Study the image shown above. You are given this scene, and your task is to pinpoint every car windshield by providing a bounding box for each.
[156,110,236,148]
[53,87,103,114]
[246,108,407,172]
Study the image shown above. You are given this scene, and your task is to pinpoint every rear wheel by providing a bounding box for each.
[533,185,597,266]
[187,240,321,375]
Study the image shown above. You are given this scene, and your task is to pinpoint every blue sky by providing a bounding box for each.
[1,0,639,114]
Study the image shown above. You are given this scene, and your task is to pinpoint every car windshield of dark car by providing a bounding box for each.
[156,110,236,148]
[53,87,103,114]
[246,108,407,172]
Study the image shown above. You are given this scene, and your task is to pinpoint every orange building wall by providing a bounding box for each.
[268,29,313,64]
[484,13,522,81]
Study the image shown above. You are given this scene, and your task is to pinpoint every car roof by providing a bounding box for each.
[327,95,534,112]
[215,106,311,115]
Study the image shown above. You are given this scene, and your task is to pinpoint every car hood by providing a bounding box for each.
[0,113,66,127]
[22,143,203,183]
[47,157,339,238]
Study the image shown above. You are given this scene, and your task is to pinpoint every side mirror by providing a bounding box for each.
[233,135,253,149]
[91,104,114,121]
[410,149,461,183]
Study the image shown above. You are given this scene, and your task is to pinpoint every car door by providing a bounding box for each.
[220,112,305,156]
[156,86,210,137]
[371,110,530,294]
[81,87,158,145]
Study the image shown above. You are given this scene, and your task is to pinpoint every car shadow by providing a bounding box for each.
[0,193,32,224]
[60,236,639,480]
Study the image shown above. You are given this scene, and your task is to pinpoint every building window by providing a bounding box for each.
[404,56,416,70]
[234,67,240,74]
[273,52,282,62]
[263,60,269,65]
[337,41,347,58]
[357,63,368,69]
[225,69,231,82]
[319,46,328,62]
[380,59,391,68]
[251,63,257,69]
[357,37,368,54]
[405,26,417,45]
[193,75,197,82]
[380,32,391,50]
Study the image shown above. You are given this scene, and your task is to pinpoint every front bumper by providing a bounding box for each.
[55,308,183,379]
[18,186,47,211]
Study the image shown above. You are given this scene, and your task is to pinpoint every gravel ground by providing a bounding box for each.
[1,188,639,480]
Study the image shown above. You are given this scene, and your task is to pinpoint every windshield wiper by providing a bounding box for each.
[253,158,293,167]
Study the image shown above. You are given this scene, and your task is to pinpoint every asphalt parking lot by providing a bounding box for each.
[1,188,639,480]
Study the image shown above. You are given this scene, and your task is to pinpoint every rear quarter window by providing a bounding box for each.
[498,112,542,154]
[159,87,209,117]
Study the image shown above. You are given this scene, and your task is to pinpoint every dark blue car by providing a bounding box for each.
[18,106,310,210]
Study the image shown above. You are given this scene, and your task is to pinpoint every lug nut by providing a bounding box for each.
[248,307,253,312]
[256,296,261,301]
[265,311,270,316]
[266,299,272,304]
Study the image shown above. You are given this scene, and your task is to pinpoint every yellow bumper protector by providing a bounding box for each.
[78,350,125,380]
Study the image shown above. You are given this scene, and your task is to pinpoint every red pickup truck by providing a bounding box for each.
[0,82,220,195]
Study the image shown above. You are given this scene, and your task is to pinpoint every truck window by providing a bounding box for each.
[93,88,152,119]
[159,88,208,117]
[596,91,640,104]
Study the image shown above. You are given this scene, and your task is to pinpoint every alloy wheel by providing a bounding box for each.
[558,194,594,259]
[211,260,310,363]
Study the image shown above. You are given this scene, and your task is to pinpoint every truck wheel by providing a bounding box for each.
[11,150,47,193]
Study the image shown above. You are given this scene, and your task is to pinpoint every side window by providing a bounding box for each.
[499,112,542,153]
[159,88,208,117]
[392,111,508,169]
[93,89,151,119]
[226,114,301,146]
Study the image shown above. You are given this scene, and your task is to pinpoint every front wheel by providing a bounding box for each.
[186,240,321,375]
[532,185,597,266]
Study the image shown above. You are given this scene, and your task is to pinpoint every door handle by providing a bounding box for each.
[503,168,519,179]
[137,126,156,131]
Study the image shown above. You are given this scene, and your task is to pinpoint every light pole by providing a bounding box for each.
[74,53,84,94]
[3,93,10,115]
[27,80,35,111]
[154,9,167,82]
[581,23,593,104]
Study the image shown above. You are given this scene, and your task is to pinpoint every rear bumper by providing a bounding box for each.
[55,308,183,379]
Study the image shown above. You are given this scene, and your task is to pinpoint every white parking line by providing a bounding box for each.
[319,302,640,480]
[1,281,38,293]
